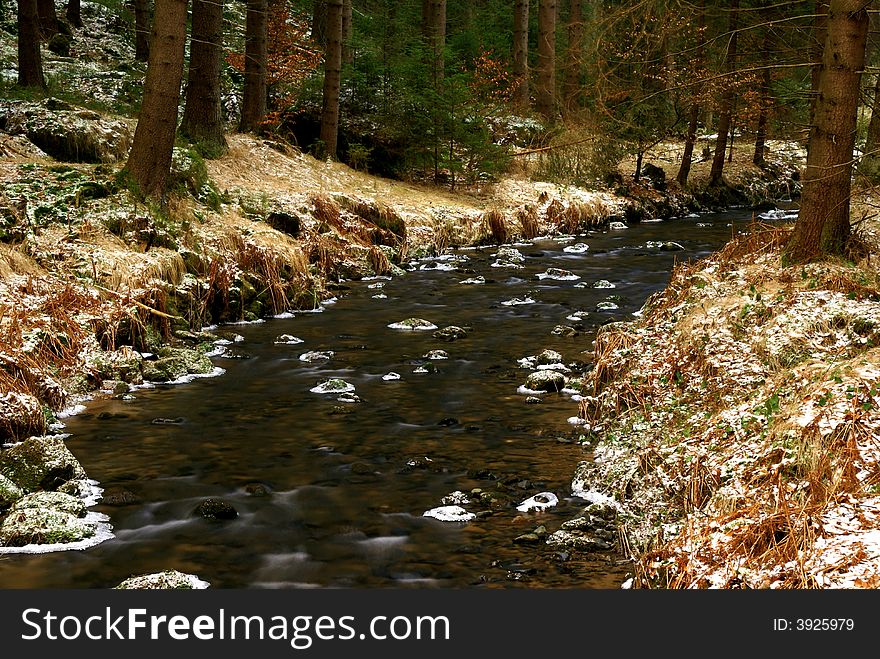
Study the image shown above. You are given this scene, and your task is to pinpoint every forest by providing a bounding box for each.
[0,0,879,592]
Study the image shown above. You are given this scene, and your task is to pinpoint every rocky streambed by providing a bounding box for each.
[0,209,767,588]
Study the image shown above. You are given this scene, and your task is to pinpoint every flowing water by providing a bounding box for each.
[0,210,765,588]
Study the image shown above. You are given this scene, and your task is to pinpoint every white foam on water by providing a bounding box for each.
[165,367,226,385]
[382,372,401,381]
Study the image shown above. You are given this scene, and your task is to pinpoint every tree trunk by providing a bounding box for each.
[124,0,188,200]
[860,73,880,178]
[421,0,445,84]
[787,0,868,262]
[809,1,829,132]
[17,0,45,88]
[312,0,327,48]
[180,0,226,154]
[342,0,352,64]
[239,0,268,133]
[563,0,583,112]
[36,0,58,37]
[66,0,82,28]
[320,0,343,159]
[753,32,771,167]
[709,0,739,186]
[536,0,556,121]
[512,0,529,108]
[676,0,704,187]
[134,0,151,62]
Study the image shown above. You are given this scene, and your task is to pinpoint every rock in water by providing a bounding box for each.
[193,498,238,521]
[422,505,475,522]
[115,570,210,589]
[0,435,86,492]
[516,492,559,512]
[0,508,96,547]
[433,326,468,342]
[524,371,567,393]
[387,318,438,331]
[310,379,356,394]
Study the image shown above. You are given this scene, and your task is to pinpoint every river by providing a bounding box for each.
[0,208,767,588]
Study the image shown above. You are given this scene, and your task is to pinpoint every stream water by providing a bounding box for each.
[0,209,765,588]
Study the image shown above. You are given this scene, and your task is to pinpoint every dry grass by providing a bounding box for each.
[516,204,540,239]
[481,208,507,245]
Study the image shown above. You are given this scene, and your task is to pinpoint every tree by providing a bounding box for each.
[123,0,188,199]
[786,0,868,262]
[676,0,705,187]
[36,0,59,37]
[17,0,45,89]
[422,0,446,84]
[134,0,151,62]
[180,0,227,155]
[563,0,584,112]
[66,0,82,28]
[320,0,343,158]
[536,0,557,120]
[240,0,268,132]
[512,0,529,108]
[342,0,353,65]
[709,0,740,186]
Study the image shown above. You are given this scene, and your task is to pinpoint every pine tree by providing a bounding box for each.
[124,0,189,199]
[180,0,227,155]
[787,0,868,261]
[320,0,343,158]
[536,0,556,121]
[17,0,45,89]
[240,0,268,132]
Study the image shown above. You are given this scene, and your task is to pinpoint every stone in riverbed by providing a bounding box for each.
[424,349,449,360]
[524,370,567,393]
[0,508,96,546]
[433,325,468,342]
[100,486,142,506]
[115,570,210,590]
[388,318,438,331]
[516,492,559,512]
[310,379,355,394]
[193,498,238,521]
[0,473,23,508]
[423,505,475,522]
[10,491,86,517]
[141,348,214,383]
[536,349,563,366]
[0,435,86,492]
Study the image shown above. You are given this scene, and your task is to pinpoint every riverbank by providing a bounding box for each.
[571,223,880,588]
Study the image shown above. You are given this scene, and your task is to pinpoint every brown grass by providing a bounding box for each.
[516,204,540,239]
[481,208,507,245]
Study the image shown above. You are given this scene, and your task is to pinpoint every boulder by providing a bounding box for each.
[535,349,563,366]
[0,99,132,163]
[115,570,210,590]
[142,347,213,383]
[0,435,86,492]
[388,318,438,331]
[0,473,23,509]
[433,326,468,342]
[193,498,238,521]
[524,370,566,393]
[0,508,96,547]
[89,347,144,385]
[10,491,86,517]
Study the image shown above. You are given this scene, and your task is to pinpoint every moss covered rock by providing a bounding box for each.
[142,347,213,383]
[89,347,144,385]
[115,570,209,589]
[0,474,23,509]
[0,99,132,163]
[11,491,87,517]
[0,508,96,546]
[0,435,86,492]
